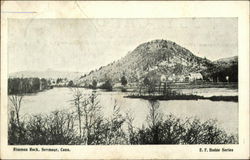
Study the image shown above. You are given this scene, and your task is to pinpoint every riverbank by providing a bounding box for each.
[166,82,238,89]
[125,94,238,102]
[52,82,238,91]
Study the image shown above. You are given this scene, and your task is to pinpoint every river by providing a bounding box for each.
[9,87,238,135]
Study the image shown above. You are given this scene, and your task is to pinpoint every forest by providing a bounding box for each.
[8,78,51,95]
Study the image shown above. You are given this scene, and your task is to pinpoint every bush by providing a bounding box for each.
[121,87,127,92]
[129,115,238,144]
[121,76,128,86]
[8,112,238,145]
[100,80,113,91]
[9,110,77,145]
[8,119,28,145]
[8,95,238,145]
[68,80,74,87]
[92,80,97,89]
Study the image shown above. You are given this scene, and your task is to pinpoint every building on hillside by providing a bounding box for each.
[185,73,203,82]
[167,75,174,82]
[160,75,167,82]
[167,74,182,82]
[97,81,106,88]
[50,79,56,86]
[178,75,186,82]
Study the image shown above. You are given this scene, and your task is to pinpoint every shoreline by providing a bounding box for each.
[124,94,238,102]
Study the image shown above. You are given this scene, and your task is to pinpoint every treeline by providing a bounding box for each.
[202,62,238,82]
[211,64,238,82]
[8,78,51,95]
[85,75,128,92]
[8,90,238,145]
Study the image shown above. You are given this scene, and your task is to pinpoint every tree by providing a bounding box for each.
[56,78,62,84]
[143,77,150,86]
[125,110,136,144]
[71,89,103,144]
[147,100,162,128]
[8,78,21,94]
[9,95,23,128]
[82,91,102,144]
[68,80,74,87]
[143,77,157,95]
[146,100,163,144]
[71,88,84,138]
[100,80,113,91]
[121,75,128,86]
[92,79,97,89]
[40,78,48,90]
[32,78,40,92]
[173,63,183,75]
[105,100,126,144]
[9,78,25,143]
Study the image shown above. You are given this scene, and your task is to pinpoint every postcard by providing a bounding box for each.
[1,1,249,159]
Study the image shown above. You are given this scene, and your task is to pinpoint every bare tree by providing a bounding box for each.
[71,88,84,138]
[71,89,102,144]
[146,100,163,144]
[106,100,119,144]
[9,95,23,127]
[105,99,126,144]
[82,91,102,144]
[9,79,25,127]
[8,79,26,144]
[146,100,162,128]
[125,110,135,144]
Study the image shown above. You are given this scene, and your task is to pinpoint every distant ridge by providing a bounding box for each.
[214,56,238,64]
[9,69,85,80]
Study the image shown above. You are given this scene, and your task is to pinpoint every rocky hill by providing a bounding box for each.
[78,39,219,85]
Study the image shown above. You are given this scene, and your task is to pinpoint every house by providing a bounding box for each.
[160,75,167,82]
[185,73,203,82]
[49,79,56,86]
[178,75,186,82]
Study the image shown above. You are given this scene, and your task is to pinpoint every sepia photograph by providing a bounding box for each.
[7,18,238,145]
[1,1,249,159]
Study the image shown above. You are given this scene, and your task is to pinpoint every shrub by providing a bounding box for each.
[92,80,97,89]
[100,80,113,91]
[121,75,128,86]
[68,80,74,87]
[121,88,127,92]
[8,118,27,145]
[9,110,77,145]
[131,115,238,144]
[8,95,238,145]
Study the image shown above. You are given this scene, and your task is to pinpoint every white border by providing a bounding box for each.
[1,1,249,159]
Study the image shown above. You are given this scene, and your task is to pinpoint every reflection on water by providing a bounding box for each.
[9,87,238,135]
[177,88,238,97]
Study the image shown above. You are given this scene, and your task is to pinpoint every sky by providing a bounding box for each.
[8,18,238,73]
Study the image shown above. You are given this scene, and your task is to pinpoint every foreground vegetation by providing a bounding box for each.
[8,90,238,145]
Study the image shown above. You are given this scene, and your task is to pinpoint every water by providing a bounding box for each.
[9,87,238,135]
[177,88,238,97]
